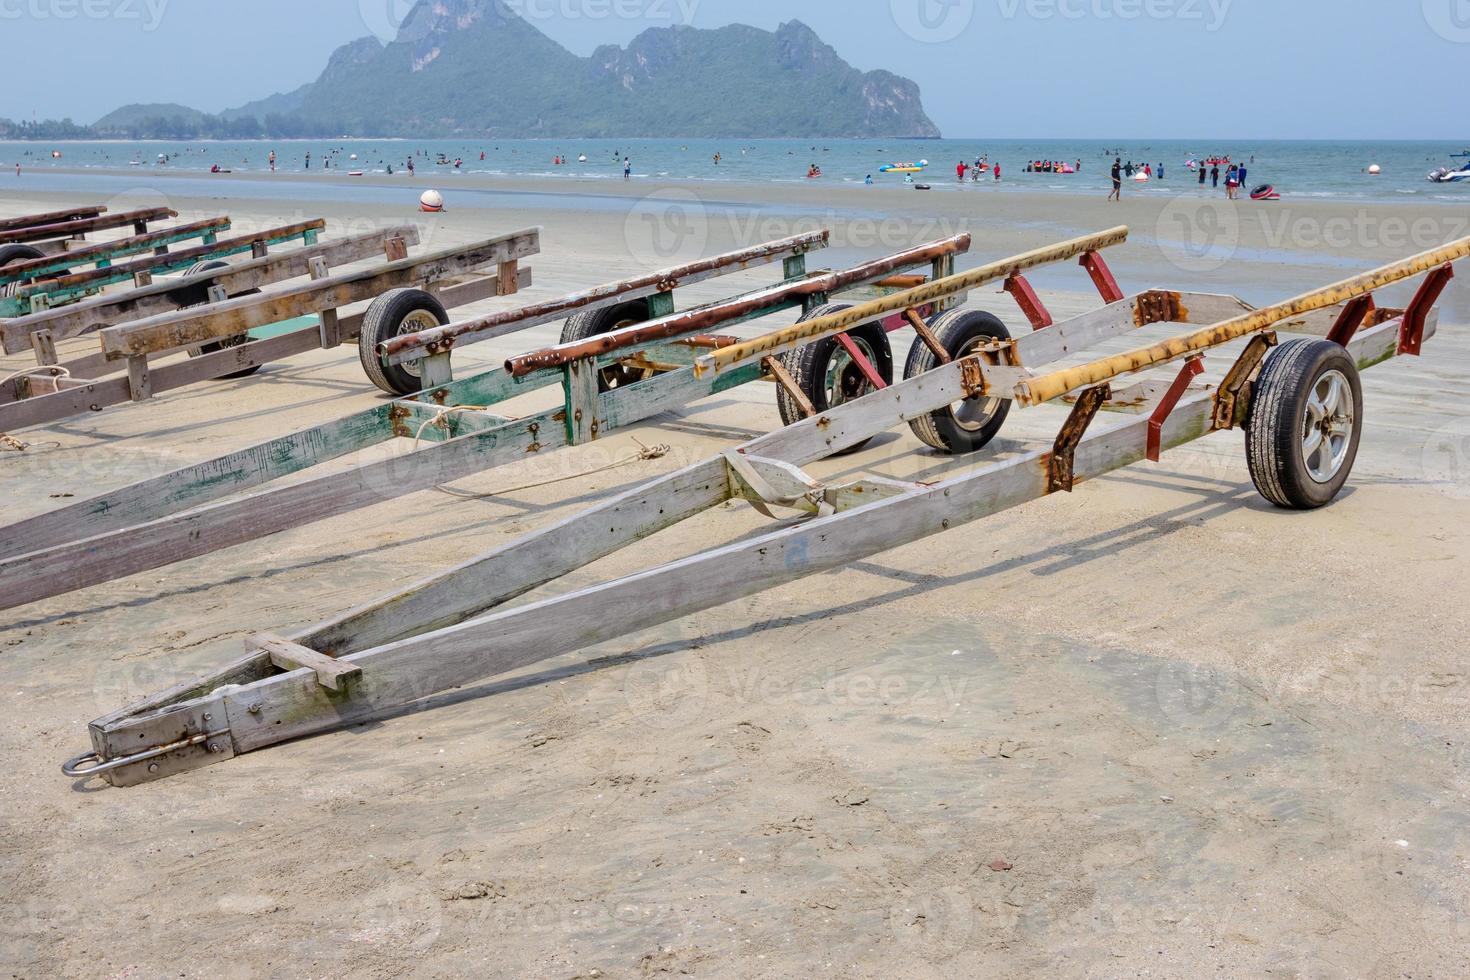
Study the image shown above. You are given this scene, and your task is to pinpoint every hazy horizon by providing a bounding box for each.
[1,0,1467,141]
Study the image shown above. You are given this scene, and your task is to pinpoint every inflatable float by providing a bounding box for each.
[880,160,929,174]
[1250,184,1281,201]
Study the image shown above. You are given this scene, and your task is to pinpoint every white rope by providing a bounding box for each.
[0,366,70,453]
[0,364,69,387]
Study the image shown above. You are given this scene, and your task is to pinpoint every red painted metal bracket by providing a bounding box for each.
[1148,356,1206,463]
[1399,263,1454,357]
[1004,273,1053,330]
[835,333,888,389]
[1326,294,1376,348]
[1079,251,1124,305]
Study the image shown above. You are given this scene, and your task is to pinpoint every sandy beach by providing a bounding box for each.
[2,172,1469,977]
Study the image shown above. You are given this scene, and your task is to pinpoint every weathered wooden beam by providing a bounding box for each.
[0,207,175,245]
[0,217,233,287]
[0,225,422,355]
[0,267,518,432]
[250,633,361,691]
[0,205,105,234]
[99,228,540,358]
[381,230,835,364]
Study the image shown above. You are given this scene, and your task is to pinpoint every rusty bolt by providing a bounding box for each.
[207,742,224,754]
[248,703,262,714]
[148,763,160,773]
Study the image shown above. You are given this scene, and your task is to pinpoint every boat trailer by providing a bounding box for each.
[0,225,539,433]
[0,227,974,610]
[57,228,1468,787]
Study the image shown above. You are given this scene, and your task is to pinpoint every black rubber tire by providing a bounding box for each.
[903,309,1013,454]
[0,243,44,269]
[559,298,654,392]
[357,287,452,395]
[181,260,264,379]
[0,244,57,300]
[775,303,894,456]
[1246,338,1364,510]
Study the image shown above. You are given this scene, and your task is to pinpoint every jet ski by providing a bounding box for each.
[1427,164,1470,183]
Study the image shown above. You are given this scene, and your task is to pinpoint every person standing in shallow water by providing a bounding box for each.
[1211,165,1220,188]
[1109,157,1122,202]
[1199,164,1207,186]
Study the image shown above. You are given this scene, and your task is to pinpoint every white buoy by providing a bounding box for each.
[350,153,359,161]
[419,189,444,213]
[1368,164,1382,175]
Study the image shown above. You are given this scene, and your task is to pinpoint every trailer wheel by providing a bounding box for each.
[775,303,894,456]
[0,244,44,270]
[182,260,263,379]
[559,298,654,392]
[357,287,452,395]
[0,244,58,299]
[1246,338,1363,510]
[903,309,1013,454]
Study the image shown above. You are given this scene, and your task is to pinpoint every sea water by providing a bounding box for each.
[3,138,1467,205]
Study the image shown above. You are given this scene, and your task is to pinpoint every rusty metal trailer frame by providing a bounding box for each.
[0,229,971,612]
[0,227,540,433]
[0,217,327,317]
[57,230,1470,787]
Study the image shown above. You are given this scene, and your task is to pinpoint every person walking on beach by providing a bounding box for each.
[1109,157,1122,202]
[1225,164,1240,200]
[1211,165,1220,188]
[623,157,631,180]
[1237,162,1248,189]
[994,162,1001,182]
[269,150,276,173]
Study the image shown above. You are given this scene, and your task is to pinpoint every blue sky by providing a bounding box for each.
[1,0,1465,139]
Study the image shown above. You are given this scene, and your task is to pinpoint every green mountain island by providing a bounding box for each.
[90,0,940,140]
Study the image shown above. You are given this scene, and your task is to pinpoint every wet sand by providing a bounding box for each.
[1,175,1468,977]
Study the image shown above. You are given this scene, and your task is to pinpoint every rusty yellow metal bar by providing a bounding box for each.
[692,226,1130,377]
[1014,235,1470,406]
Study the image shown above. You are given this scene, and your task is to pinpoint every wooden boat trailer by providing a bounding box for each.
[58,231,1469,786]
[0,218,327,317]
[0,229,973,612]
[0,227,539,433]
[0,204,107,235]
[0,206,176,257]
